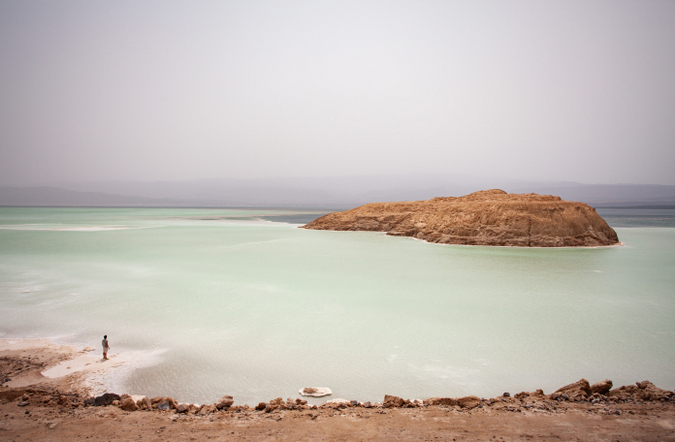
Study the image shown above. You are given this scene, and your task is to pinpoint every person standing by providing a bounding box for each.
[102,335,110,360]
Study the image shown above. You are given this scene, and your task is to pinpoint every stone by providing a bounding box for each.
[383,395,405,408]
[299,387,332,397]
[301,190,619,247]
[423,397,457,406]
[555,379,592,399]
[136,396,152,410]
[196,404,216,415]
[175,403,189,413]
[119,395,138,412]
[456,396,481,409]
[590,379,613,395]
[635,381,673,401]
[215,395,234,410]
[84,393,120,407]
[151,397,178,410]
[255,402,267,411]
[17,401,29,407]
[157,401,171,411]
[502,392,510,397]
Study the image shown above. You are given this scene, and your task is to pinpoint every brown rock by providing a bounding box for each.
[555,379,592,399]
[302,190,619,247]
[175,403,189,413]
[590,379,613,395]
[423,397,457,406]
[197,404,217,415]
[215,395,234,410]
[136,396,152,410]
[383,395,405,408]
[608,385,637,400]
[255,402,267,411]
[118,394,138,412]
[456,396,481,409]
[636,381,673,401]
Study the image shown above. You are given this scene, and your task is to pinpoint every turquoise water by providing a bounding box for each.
[0,207,674,404]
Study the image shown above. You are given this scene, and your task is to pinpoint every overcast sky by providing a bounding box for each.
[1,0,674,186]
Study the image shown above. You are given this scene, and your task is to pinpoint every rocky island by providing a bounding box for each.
[302,189,620,247]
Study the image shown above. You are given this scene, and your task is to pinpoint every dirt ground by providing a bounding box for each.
[1,339,674,441]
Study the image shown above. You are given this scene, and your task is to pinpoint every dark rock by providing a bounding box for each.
[255,402,267,411]
[17,401,29,407]
[157,401,171,411]
[84,393,121,407]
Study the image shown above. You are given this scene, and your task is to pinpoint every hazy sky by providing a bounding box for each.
[1,0,674,186]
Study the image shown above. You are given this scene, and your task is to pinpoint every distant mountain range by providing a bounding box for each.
[1,175,674,208]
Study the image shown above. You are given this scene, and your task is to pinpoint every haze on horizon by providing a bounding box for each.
[1,0,674,188]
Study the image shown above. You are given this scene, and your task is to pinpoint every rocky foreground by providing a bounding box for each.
[2,378,674,441]
[302,189,620,247]
[2,342,674,440]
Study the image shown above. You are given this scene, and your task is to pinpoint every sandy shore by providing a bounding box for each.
[2,338,674,441]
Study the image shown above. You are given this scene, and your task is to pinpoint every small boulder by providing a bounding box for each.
[85,393,120,407]
[636,381,673,401]
[215,395,234,410]
[554,379,592,399]
[175,403,189,413]
[136,396,152,410]
[197,404,217,415]
[423,397,457,406]
[383,395,405,408]
[590,379,613,395]
[119,394,138,412]
[255,402,267,411]
[456,396,481,409]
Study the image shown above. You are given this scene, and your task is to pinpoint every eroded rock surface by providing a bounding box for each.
[302,190,619,247]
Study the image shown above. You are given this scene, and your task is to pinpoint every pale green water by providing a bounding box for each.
[0,207,673,404]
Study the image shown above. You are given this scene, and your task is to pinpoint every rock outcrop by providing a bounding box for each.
[302,189,619,247]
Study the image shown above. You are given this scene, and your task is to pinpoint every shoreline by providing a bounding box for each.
[2,338,675,440]
[3,338,674,407]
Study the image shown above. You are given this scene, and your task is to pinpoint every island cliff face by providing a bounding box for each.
[302,189,620,247]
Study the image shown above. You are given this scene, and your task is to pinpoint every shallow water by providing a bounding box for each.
[0,207,673,404]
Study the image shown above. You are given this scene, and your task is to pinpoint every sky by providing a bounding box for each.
[1,0,674,187]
